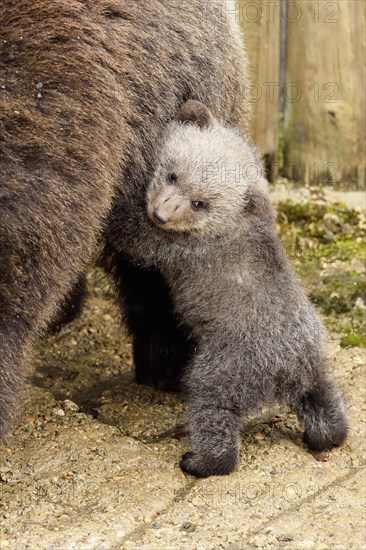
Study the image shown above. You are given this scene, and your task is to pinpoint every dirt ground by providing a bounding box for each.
[0,187,365,550]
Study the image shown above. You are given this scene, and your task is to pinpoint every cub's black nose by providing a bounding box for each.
[153,209,168,225]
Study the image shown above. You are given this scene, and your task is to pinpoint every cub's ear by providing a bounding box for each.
[176,100,217,129]
[244,179,273,218]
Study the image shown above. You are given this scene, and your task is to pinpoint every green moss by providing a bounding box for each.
[340,333,366,348]
[309,290,351,315]
[339,325,351,334]
[276,198,365,343]
[277,199,365,263]
[277,201,320,226]
[277,200,362,228]
[350,281,366,301]
[277,200,364,244]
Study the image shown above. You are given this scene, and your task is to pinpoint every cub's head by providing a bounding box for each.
[147,100,269,237]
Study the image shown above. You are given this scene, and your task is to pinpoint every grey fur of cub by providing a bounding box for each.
[146,100,348,477]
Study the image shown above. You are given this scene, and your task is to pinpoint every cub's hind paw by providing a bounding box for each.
[303,410,348,452]
[179,450,237,478]
[303,422,348,452]
[180,452,212,478]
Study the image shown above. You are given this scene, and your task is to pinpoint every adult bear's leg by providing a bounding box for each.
[0,1,137,439]
[0,165,112,440]
[107,251,194,391]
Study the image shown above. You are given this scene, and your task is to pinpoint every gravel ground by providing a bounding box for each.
[0,188,365,550]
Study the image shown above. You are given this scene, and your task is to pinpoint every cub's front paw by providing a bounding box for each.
[179,450,237,478]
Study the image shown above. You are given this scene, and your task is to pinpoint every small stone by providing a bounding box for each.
[298,540,315,549]
[0,470,11,482]
[53,408,65,417]
[254,432,265,440]
[179,521,196,533]
[251,535,270,547]
[323,213,341,225]
[277,535,293,542]
[63,399,79,413]
[354,297,366,311]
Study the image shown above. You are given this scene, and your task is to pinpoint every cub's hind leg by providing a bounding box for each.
[292,372,348,452]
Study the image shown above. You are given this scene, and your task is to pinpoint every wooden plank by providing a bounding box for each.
[283,0,366,188]
[240,0,281,180]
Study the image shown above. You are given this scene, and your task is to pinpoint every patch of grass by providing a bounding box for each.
[276,199,365,347]
[309,289,351,315]
[340,333,366,348]
[277,200,362,229]
[277,200,365,262]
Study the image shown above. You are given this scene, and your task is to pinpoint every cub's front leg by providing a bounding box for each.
[180,351,244,477]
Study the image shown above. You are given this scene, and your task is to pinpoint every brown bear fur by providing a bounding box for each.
[0,0,251,438]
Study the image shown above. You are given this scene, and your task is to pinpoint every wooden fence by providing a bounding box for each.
[238,0,365,188]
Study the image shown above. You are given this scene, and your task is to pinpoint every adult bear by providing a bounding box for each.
[0,0,251,439]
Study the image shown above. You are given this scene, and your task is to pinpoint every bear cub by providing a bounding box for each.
[146,100,348,477]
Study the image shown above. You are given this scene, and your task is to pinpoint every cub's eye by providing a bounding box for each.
[191,201,207,211]
[167,172,177,184]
